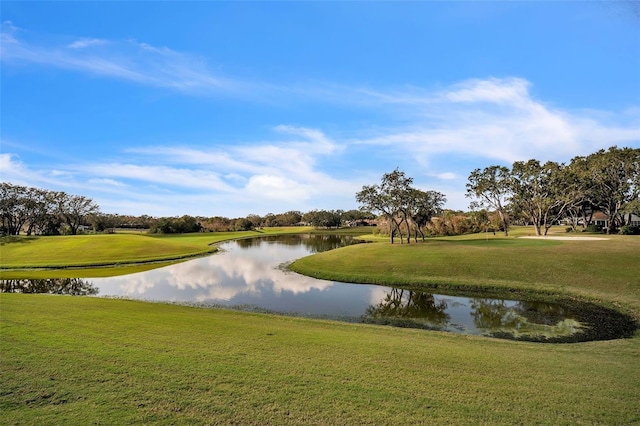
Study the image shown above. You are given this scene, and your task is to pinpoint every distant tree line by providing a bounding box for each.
[0,182,375,236]
[466,146,640,235]
[4,146,637,238]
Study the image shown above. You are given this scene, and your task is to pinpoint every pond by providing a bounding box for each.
[2,234,636,342]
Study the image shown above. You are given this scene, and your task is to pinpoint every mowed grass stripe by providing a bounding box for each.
[2,294,639,425]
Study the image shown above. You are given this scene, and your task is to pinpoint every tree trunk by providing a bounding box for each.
[498,210,509,236]
[534,223,542,236]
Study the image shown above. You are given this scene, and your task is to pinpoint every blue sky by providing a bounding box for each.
[2,1,639,217]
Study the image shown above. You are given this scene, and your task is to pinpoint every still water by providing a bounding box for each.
[2,234,635,342]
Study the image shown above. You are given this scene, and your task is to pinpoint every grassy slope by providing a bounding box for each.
[0,228,312,278]
[291,230,640,318]
[2,294,639,425]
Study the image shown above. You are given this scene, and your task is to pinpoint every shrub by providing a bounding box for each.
[620,225,640,235]
[586,224,603,233]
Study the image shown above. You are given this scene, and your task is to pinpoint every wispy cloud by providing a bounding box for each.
[67,38,108,49]
[1,21,236,95]
[2,20,638,216]
[0,126,360,216]
[352,77,639,165]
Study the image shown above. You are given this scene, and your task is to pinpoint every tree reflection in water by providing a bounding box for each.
[1,279,98,296]
[235,234,358,253]
[364,288,450,329]
[364,288,595,340]
[470,298,590,341]
[471,299,521,329]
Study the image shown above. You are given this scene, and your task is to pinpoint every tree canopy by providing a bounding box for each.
[466,146,640,235]
[356,169,446,243]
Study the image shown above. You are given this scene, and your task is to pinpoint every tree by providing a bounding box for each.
[341,209,375,226]
[274,211,303,226]
[562,156,597,232]
[584,147,640,234]
[302,210,343,228]
[0,182,28,235]
[356,169,414,244]
[57,193,100,235]
[24,187,58,235]
[234,218,253,231]
[356,169,447,244]
[510,160,573,236]
[466,166,512,236]
[407,189,446,241]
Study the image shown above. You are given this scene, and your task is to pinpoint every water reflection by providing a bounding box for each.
[1,278,98,295]
[89,236,342,305]
[235,234,353,252]
[365,288,450,327]
[360,289,586,339]
[2,235,636,342]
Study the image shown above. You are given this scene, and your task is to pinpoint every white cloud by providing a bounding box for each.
[444,77,532,105]
[87,178,126,187]
[353,77,639,165]
[77,163,235,192]
[2,25,638,219]
[67,38,108,49]
[0,27,235,95]
[435,172,457,180]
[0,153,23,176]
[245,174,311,201]
[273,125,339,155]
[0,123,360,216]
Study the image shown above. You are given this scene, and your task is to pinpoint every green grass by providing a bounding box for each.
[0,228,314,278]
[291,230,640,319]
[2,226,640,423]
[2,294,639,425]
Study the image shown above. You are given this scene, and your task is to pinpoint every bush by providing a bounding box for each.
[620,225,640,235]
[586,224,603,233]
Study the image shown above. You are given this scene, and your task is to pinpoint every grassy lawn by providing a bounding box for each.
[0,228,312,279]
[2,294,639,425]
[2,226,639,424]
[291,229,640,319]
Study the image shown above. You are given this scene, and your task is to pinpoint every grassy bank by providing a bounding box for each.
[291,230,640,319]
[0,228,313,279]
[2,294,639,425]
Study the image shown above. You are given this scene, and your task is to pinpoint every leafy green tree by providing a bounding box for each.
[510,160,574,236]
[356,169,415,244]
[0,182,28,235]
[302,210,343,228]
[341,209,375,226]
[274,211,303,226]
[234,218,253,231]
[57,193,100,235]
[584,147,640,234]
[407,189,446,241]
[466,166,512,236]
[562,156,598,232]
[357,169,446,243]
